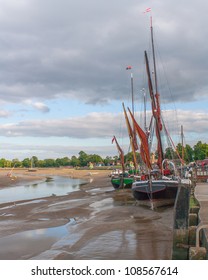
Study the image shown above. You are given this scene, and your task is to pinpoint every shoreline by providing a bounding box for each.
[0,168,113,235]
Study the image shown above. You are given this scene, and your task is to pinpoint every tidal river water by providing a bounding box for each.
[0,176,83,204]
[0,176,175,260]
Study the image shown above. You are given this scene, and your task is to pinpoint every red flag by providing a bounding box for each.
[143,7,151,14]
[126,66,132,70]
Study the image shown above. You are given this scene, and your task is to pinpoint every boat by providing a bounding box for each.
[111,135,137,189]
[111,68,140,189]
[28,156,37,172]
[111,172,135,189]
[127,17,190,205]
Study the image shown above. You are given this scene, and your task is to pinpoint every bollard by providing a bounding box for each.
[189,247,206,260]
[189,224,208,260]
[189,213,198,226]
[188,226,197,246]
[189,206,200,215]
[172,229,189,259]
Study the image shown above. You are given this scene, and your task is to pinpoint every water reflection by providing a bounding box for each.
[0,176,85,204]
[0,219,75,260]
[0,178,175,260]
[76,230,137,260]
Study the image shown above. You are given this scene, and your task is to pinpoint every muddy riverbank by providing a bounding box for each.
[0,168,174,260]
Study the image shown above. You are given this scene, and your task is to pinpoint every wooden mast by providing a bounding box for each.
[181,125,185,165]
[145,16,164,170]
[125,67,138,173]
[123,103,138,172]
[144,50,163,169]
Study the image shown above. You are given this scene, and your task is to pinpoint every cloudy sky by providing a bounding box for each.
[0,0,207,160]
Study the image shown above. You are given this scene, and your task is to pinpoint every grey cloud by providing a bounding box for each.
[0,0,207,161]
[0,112,125,138]
[0,0,207,106]
[0,110,208,139]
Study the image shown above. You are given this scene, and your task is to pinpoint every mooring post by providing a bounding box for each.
[189,224,208,260]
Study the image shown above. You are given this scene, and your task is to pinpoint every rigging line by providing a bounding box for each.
[161,118,176,159]
[115,108,126,156]
[154,37,180,135]
[163,119,183,164]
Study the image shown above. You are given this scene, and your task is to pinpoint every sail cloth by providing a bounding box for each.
[112,136,125,172]
[123,103,138,170]
[122,103,138,151]
[127,108,152,170]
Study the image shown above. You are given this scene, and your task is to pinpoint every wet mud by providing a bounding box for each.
[0,169,174,260]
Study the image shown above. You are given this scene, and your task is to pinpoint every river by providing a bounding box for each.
[0,176,83,204]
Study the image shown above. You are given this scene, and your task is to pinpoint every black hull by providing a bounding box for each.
[132,180,179,201]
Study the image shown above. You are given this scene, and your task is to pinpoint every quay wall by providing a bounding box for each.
[172,173,208,260]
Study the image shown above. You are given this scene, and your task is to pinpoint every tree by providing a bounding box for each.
[61,157,70,166]
[184,144,193,163]
[55,157,70,167]
[0,158,7,168]
[88,154,103,165]
[31,156,39,167]
[70,156,80,167]
[44,159,55,167]
[113,155,119,165]
[37,160,45,167]
[176,143,183,159]
[103,156,113,166]
[78,151,89,167]
[164,147,177,159]
[193,141,208,160]
[22,158,31,168]
[12,158,21,167]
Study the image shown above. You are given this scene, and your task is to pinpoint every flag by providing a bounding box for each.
[112,136,115,144]
[126,66,132,70]
[143,7,151,14]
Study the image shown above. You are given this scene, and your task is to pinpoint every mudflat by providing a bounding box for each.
[0,168,174,260]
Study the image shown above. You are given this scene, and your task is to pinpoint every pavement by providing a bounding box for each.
[194,182,208,242]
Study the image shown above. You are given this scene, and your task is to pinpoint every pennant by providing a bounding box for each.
[143,7,151,14]
[126,66,132,70]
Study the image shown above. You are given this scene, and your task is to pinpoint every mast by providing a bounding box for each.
[181,125,185,165]
[150,17,159,96]
[126,66,135,116]
[123,103,138,172]
[126,67,138,172]
[145,16,164,170]
[112,136,125,173]
[142,88,148,134]
[131,73,135,117]
[144,51,164,169]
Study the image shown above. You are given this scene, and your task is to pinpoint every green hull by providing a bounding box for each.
[111,177,134,189]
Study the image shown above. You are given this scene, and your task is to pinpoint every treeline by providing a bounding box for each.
[166,140,208,163]
[0,151,111,168]
[0,141,208,168]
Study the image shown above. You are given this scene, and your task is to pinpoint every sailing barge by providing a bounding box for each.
[128,17,190,202]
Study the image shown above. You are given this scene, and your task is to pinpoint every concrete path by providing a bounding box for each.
[194,182,208,240]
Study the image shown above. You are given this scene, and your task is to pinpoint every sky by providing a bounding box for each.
[0,0,208,160]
